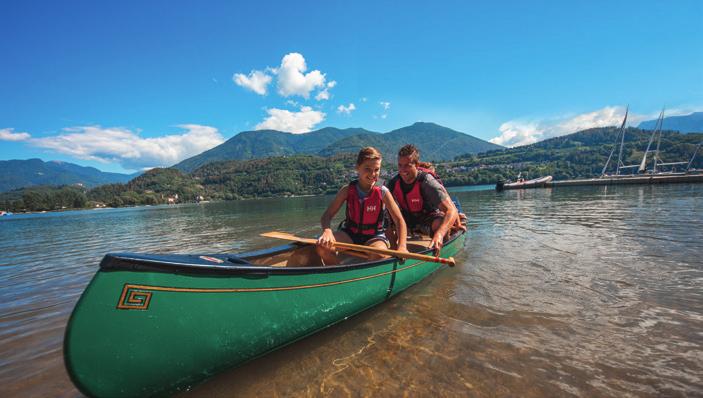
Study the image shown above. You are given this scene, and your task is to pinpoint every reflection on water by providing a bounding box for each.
[1,185,702,397]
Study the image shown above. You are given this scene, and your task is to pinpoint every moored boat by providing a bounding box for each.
[64,230,466,397]
[497,175,553,190]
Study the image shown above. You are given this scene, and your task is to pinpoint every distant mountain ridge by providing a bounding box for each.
[174,122,502,172]
[0,159,134,192]
[174,127,374,172]
[638,112,703,133]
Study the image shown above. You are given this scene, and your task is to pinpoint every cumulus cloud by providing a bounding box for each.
[255,106,326,134]
[337,103,356,115]
[276,53,326,98]
[233,70,273,95]
[315,90,330,101]
[29,125,224,170]
[490,106,644,147]
[0,128,31,141]
[315,80,338,100]
[380,101,391,110]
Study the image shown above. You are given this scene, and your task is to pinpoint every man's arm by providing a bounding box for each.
[429,196,457,252]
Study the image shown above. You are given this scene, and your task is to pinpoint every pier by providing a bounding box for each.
[547,173,703,187]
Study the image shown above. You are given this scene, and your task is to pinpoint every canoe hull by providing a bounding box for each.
[64,233,465,397]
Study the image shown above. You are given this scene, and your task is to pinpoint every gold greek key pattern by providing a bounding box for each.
[117,285,153,310]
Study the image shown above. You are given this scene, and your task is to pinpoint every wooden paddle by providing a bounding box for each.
[261,231,456,266]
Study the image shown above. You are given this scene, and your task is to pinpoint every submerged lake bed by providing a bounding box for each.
[1,184,702,397]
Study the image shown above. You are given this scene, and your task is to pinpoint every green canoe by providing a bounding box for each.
[64,231,465,397]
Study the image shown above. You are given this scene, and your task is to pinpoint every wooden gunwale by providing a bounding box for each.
[101,231,464,276]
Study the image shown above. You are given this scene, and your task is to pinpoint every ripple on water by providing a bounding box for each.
[2,185,703,397]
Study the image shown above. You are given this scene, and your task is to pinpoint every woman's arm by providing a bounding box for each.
[383,192,408,252]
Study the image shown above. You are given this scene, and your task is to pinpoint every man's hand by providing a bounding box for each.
[429,231,445,255]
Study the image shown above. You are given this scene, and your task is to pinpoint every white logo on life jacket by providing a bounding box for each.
[366,205,377,212]
[410,199,421,204]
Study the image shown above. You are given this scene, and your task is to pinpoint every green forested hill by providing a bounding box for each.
[3,126,701,212]
[173,127,377,172]
[0,158,133,192]
[192,154,359,199]
[173,122,502,172]
[441,127,703,185]
[320,122,502,161]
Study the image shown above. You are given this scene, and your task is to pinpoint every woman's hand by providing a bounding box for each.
[396,244,409,254]
[317,228,336,248]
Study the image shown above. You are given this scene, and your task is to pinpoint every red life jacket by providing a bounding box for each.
[345,181,384,235]
[391,172,427,217]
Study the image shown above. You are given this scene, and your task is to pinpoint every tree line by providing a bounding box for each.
[2,128,700,213]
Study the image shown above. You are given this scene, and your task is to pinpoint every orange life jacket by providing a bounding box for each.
[345,181,384,235]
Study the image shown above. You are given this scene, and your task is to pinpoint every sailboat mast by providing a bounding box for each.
[687,143,701,172]
[639,109,664,173]
[653,111,664,173]
[615,106,629,175]
[601,128,620,176]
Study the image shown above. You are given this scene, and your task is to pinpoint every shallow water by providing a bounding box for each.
[1,184,701,397]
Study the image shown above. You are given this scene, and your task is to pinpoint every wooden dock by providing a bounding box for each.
[547,173,703,187]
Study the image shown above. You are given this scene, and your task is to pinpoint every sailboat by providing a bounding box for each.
[638,109,701,175]
[600,106,640,177]
[601,107,702,177]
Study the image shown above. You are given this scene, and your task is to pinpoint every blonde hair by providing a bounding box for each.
[356,147,382,165]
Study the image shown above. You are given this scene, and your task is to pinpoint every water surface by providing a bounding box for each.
[1,184,701,397]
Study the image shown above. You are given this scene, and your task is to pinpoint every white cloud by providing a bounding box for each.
[360,97,368,102]
[337,103,356,115]
[29,125,224,170]
[0,128,31,141]
[315,89,331,101]
[276,53,326,98]
[315,81,337,101]
[380,101,391,110]
[489,106,646,147]
[255,106,326,134]
[233,70,273,95]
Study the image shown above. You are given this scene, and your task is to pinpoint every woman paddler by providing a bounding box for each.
[316,147,408,265]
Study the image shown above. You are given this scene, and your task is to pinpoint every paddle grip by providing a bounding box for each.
[441,257,456,267]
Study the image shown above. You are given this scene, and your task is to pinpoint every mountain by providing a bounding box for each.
[638,112,703,133]
[0,159,134,192]
[173,127,377,172]
[320,122,502,161]
[174,123,502,172]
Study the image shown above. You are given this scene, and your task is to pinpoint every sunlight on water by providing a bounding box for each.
[1,184,701,397]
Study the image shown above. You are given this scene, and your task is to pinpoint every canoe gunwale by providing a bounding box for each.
[99,231,465,276]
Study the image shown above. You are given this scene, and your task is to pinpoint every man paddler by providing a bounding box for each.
[385,144,460,253]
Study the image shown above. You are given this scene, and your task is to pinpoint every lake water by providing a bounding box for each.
[1,184,702,397]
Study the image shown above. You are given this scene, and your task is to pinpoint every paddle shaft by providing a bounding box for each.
[261,232,455,266]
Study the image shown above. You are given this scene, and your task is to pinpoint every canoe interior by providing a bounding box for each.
[249,233,435,267]
[100,232,447,274]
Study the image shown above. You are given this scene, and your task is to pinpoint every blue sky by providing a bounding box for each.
[1,1,701,173]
